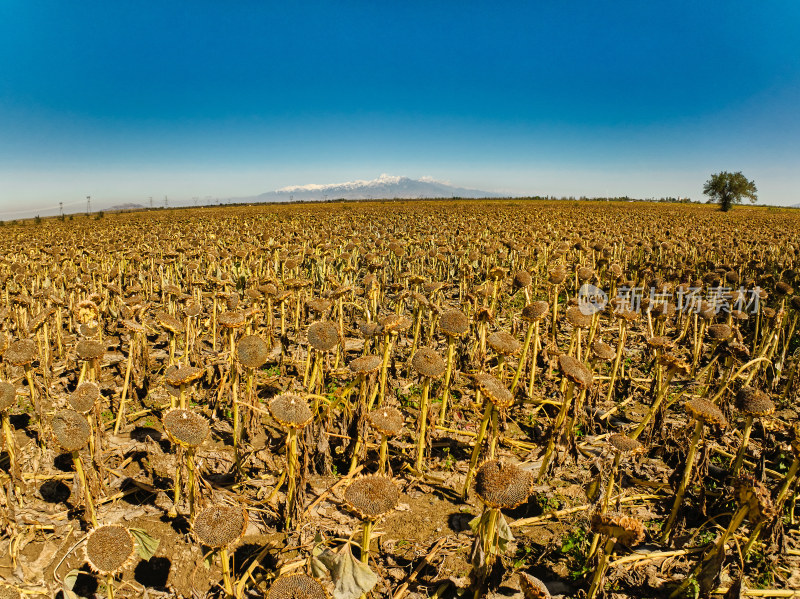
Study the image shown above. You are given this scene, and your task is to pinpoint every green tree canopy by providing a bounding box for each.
[703,171,757,212]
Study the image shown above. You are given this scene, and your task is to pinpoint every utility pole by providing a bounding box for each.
[86,196,91,215]
[59,202,63,218]
[164,196,168,209]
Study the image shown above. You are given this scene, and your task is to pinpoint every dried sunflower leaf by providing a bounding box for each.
[496,512,514,553]
[328,542,378,599]
[63,568,88,599]
[129,527,160,561]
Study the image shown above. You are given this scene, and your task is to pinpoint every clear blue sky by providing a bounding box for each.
[1,1,799,215]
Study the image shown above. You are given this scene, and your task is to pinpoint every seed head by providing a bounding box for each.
[84,525,135,574]
[344,474,400,520]
[52,409,91,451]
[192,505,248,548]
[474,459,533,509]
[162,408,210,448]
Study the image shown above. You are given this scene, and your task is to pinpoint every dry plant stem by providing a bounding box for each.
[551,284,560,341]
[490,278,500,314]
[537,380,575,482]
[662,419,704,543]
[378,435,389,473]
[369,332,394,410]
[414,377,432,473]
[437,336,456,427]
[23,364,45,450]
[587,536,615,599]
[708,357,770,405]
[2,412,21,496]
[392,537,447,599]
[669,502,749,599]
[777,312,799,370]
[187,448,197,519]
[631,369,674,440]
[285,428,298,530]
[510,321,534,393]
[303,348,313,387]
[219,547,235,597]
[361,519,374,564]
[527,321,541,398]
[472,507,501,599]
[169,332,176,367]
[463,399,493,499]
[605,322,627,402]
[565,387,588,442]
[106,573,114,599]
[586,311,601,350]
[744,455,799,557]
[730,415,755,477]
[170,447,183,518]
[77,361,87,386]
[71,450,97,526]
[348,374,369,474]
[232,366,243,476]
[692,318,706,376]
[407,306,424,373]
[588,452,621,560]
[488,405,500,459]
[113,332,137,434]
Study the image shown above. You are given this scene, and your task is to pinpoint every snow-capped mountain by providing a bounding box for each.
[233,174,502,202]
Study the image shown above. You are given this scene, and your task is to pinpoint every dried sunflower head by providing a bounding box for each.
[4,339,36,366]
[237,335,270,368]
[411,348,446,379]
[0,381,16,412]
[52,409,91,451]
[269,394,313,429]
[192,505,248,548]
[521,301,549,322]
[473,373,513,409]
[487,331,521,356]
[307,321,339,352]
[735,387,775,417]
[367,406,404,437]
[685,397,727,427]
[165,365,204,387]
[84,525,136,575]
[474,459,533,510]
[349,354,382,376]
[268,573,329,599]
[162,408,210,448]
[558,355,593,389]
[519,573,551,599]
[590,512,645,546]
[439,309,469,337]
[591,340,616,362]
[608,433,644,457]
[344,474,400,520]
[76,339,105,361]
[69,381,100,414]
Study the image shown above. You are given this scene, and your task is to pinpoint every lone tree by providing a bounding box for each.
[703,171,757,212]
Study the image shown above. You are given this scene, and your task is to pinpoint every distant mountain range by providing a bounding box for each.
[231,174,503,203]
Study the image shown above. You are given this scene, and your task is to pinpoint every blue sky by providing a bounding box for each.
[1,1,799,215]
